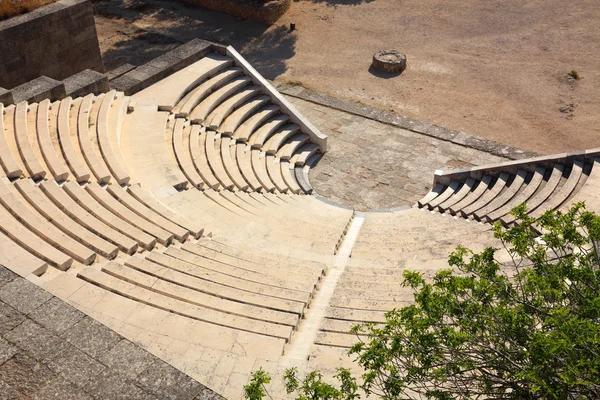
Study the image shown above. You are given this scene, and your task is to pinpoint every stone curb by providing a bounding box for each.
[272,82,539,161]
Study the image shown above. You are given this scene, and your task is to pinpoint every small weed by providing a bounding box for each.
[568,70,581,80]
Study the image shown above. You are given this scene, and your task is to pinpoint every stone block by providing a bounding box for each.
[46,345,106,389]
[86,369,152,400]
[136,360,205,400]
[0,279,52,315]
[106,63,136,81]
[0,266,17,289]
[0,87,14,105]
[10,76,67,104]
[29,297,85,334]
[61,317,121,359]
[0,337,17,364]
[4,319,69,362]
[32,375,94,400]
[98,339,155,380]
[63,69,109,98]
[110,74,141,94]
[0,301,26,334]
[0,0,103,89]
[0,352,54,397]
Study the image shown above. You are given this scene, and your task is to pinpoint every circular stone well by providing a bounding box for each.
[372,50,407,73]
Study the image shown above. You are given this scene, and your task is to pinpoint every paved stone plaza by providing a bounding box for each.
[287,96,508,210]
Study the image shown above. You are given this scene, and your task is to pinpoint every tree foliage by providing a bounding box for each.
[351,202,600,399]
[245,203,600,399]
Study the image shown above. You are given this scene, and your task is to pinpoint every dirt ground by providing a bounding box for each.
[94,0,600,155]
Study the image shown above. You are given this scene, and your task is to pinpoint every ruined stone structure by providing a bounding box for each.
[1,4,599,400]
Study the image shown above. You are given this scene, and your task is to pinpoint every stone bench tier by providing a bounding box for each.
[78,266,294,341]
[15,179,118,260]
[189,76,253,124]
[35,99,69,181]
[125,256,306,315]
[0,104,23,178]
[220,96,270,135]
[205,86,261,131]
[40,180,138,255]
[0,180,95,265]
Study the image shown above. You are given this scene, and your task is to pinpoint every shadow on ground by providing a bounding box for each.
[303,0,376,5]
[94,0,296,79]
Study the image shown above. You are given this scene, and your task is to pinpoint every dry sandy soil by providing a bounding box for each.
[94,0,600,155]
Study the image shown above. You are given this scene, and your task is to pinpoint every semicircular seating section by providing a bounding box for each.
[130,48,326,195]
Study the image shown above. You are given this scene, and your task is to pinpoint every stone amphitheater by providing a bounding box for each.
[1,16,600,400]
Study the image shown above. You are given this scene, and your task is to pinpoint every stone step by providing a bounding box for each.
[173,65,241,117]
[190,125,221,190]
[189,76,253,124]
[205,131,235,190]
[103,261,300,327]
[220,137,250,191]
[460,172,510,217]
[78,266,294,341]
[172,118,205,189]
[206,86,261,131]
[35,99,69,181]
[235,143,262,191]
[98,92,131,185]
[78,93,112,183]
[105,184,189,242]
[0,104,23,178]
[168,245,315,293]
[248,114,290,149]
[57,97,90,183]
[14,102,46,180]
[487,166,545,222]
[145,250,310,303]
[234,105,280,142]
[126,184,204,238]
[125,256,306,315]
[40,180,138,255]
[15,179,118,260]
[220,95,271,135]
[63,181,156,250]
[251,149,276,192]
[0,180,94,265]
[473,169,528,221]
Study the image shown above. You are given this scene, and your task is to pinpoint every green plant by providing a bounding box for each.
[350,202,600,399]
[244,367,359,400]
[568,70,581,80]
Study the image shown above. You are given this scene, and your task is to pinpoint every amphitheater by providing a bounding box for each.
[1,21,600,400]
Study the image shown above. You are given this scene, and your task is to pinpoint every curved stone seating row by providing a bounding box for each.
[418,153,600,226]
[0,91,134,186]
[0,179,203,270]
[170,118,318,194]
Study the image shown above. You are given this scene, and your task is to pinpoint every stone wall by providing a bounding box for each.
[176,0,291,24]
[0,0,104,90]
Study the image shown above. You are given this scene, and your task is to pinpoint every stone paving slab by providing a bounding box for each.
[0,264,223,400]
